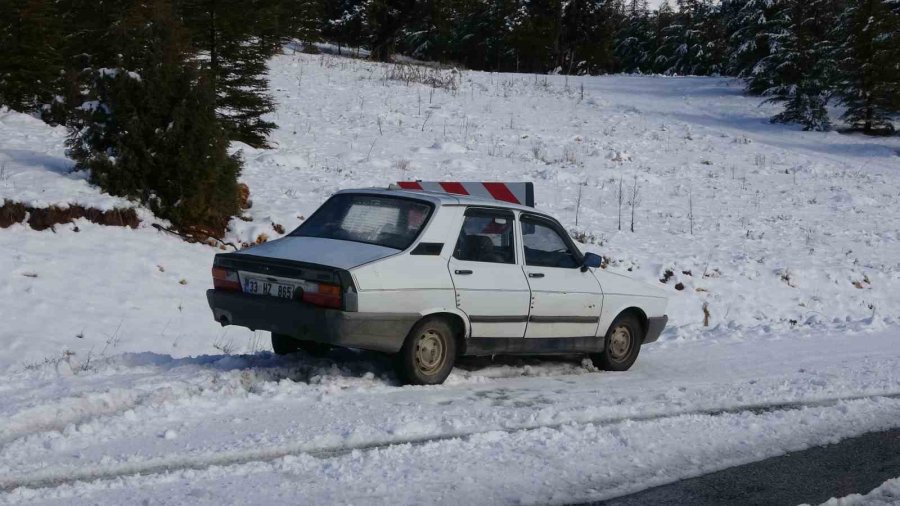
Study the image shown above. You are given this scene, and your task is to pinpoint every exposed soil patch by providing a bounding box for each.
[0,201,27,228]
[0,200,139,231]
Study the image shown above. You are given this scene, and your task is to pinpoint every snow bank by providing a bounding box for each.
[0,108,141,214]
[814,476,900,505]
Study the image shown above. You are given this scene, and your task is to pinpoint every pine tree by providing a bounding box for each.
[58,0,132,68]
[651,2,677,73]
[695,0,727,74]
[656,0,696,75]
[322,0,369,56]
[506,0,562,73]
[656,0,723,75]
[616,1,654,73]
[215,37,277,147]
[447,0,516,71]
[763,0,840,131]
[0,0,65,120]
[278,0,323,46]
[41,0,136,125]
[251,0,288,51]
[560,0,621,75]
[368,0,416,61]
[726,0,784,94]
[179,0,277,148]
[68,0,241,235]
[891,0,900,114]
[833,0,900,134]
[401,0,452,61]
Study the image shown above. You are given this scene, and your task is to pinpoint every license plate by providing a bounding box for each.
[244,277,297,299]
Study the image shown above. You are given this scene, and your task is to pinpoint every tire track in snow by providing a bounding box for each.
[0,388,154,448]
[0,356,598,450]
[4,391,900,493]
[0,358,403,448]
[0,379,235,449]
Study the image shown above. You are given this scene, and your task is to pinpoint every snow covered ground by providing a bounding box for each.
[2,48,900,503]
[2,330,900,504]
[817,476,900,506]
[0,109,146,215]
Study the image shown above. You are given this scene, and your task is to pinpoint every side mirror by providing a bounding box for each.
[581,252,602,272]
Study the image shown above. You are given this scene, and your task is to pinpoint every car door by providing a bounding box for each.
[519,214,603,339]
[448,208,531,338]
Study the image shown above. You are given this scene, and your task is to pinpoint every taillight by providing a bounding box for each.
[212,266,241,292]
[301,282,341,309]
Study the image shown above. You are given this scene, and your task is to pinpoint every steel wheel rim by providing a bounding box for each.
[415,329,445,375]
[608,325,632,361]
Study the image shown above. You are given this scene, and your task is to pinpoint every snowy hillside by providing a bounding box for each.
[3,51,899,371]
[2,50,900,504]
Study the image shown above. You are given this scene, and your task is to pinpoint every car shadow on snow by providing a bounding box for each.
[17,344,599,389]
[0,148,77,175]
[112,347,400,387]
[101,348,597,387]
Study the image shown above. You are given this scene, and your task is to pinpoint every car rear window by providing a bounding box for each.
[290,194,433,250]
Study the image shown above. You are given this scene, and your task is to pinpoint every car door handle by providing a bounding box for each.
[455,269,473,275]
[528,272,544,278]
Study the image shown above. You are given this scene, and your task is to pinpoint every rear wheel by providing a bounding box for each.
[591,314,643,371]
[271,333,330,356]
[396,317,457,385]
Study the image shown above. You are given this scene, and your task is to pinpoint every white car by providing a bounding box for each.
[208,183,669,385]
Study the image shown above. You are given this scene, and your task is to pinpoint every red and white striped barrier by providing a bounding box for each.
[396,181,534,207]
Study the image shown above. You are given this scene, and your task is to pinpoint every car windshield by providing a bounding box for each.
[290,194,433,250]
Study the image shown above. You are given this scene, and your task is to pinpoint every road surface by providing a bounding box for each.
[594,427,900,506]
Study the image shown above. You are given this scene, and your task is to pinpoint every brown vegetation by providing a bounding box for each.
[238,183,252,210]
[0,200,139,230]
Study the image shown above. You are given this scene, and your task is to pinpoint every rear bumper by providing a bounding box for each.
[206,290,419,353]
[644,315,668,344]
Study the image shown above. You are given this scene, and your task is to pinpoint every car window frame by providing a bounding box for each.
[452,207,518,265]
[519,213,584,269]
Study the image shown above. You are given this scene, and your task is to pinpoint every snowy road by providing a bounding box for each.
[600,427,900,506]
[3,329,900,504]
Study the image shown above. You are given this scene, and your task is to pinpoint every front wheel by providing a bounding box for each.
[591,314,643,371]
[395,317,457,385]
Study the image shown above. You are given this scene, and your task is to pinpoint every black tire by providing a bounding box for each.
[591,314,643,371]
[272,333,300,355]
[297,340,331,356]
[271,333,330,356]
[395,316,457,385]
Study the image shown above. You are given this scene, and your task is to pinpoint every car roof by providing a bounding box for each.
[335,187,555,218]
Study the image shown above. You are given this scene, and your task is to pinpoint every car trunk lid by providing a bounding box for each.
[233,236,399,270]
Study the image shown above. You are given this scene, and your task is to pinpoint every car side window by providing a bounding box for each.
[521,216,579,268]
[453,210,515,264]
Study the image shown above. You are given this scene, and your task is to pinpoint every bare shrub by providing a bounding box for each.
[393,159,412,171]
[629,175,640,232]
[563,144,579,165]
[385,63,460,90]
[531,141,548,163]
[569,228,602,245]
